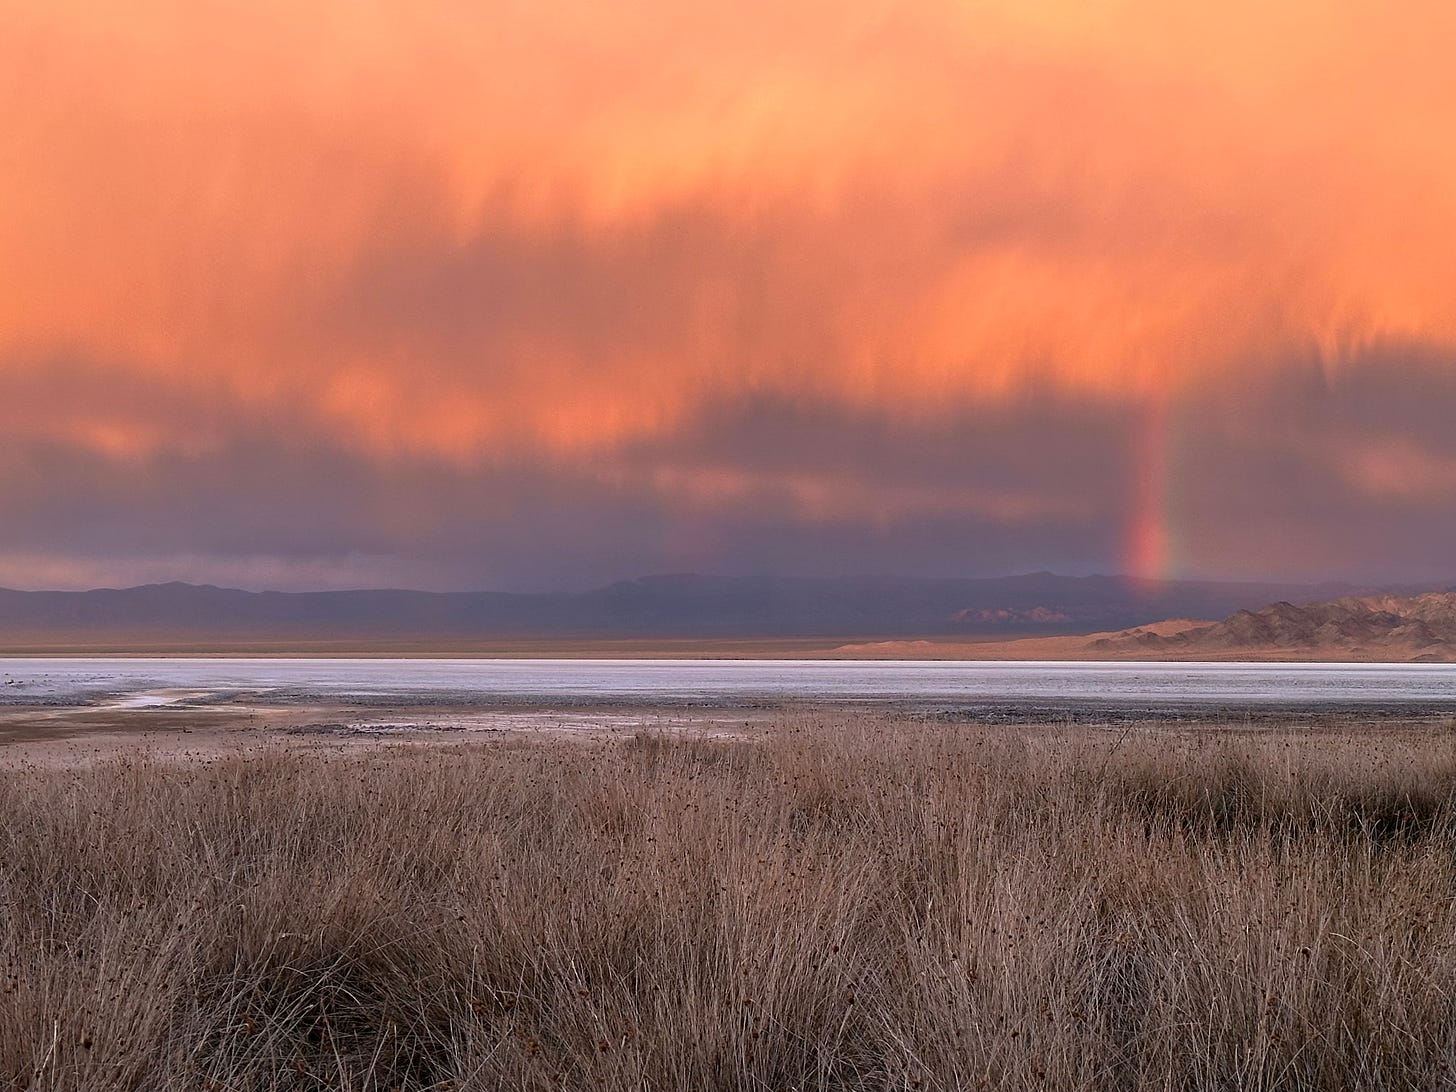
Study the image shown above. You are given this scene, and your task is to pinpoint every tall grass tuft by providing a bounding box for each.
[4,716,1456,1089]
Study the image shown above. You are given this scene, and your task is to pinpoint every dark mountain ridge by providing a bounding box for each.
[0,573,1402,647]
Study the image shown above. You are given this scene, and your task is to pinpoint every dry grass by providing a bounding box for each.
[5,715,1456,1090]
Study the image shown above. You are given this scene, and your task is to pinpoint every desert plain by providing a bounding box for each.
[5,674,1456,1091]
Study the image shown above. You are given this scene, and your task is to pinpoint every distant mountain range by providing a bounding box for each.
[0,573,1420,650]
[1091,592,1456,662]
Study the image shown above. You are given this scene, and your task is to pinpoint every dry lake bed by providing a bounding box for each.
[2,656,1454,767]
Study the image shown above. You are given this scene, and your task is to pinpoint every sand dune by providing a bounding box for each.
[833,593,1456,662]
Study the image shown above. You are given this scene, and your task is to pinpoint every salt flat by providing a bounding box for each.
[3,657,1456,710]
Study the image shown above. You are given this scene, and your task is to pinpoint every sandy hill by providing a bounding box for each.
[1090,592,1456,661]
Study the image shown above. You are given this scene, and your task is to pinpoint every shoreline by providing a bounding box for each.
[3,695,1453,771]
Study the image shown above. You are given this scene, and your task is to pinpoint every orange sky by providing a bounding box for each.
[3,0,1455,588]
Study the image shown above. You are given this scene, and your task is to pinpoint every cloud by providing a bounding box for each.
[2,1,1455,587]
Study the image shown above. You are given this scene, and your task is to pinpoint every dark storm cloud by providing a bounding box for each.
[3,345,1454,590]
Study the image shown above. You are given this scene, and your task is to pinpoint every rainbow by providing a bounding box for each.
[1125,386,1176,583]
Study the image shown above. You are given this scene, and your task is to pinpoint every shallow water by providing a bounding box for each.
[2,657,1455,709]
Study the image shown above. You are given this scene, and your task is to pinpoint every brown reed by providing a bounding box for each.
[3,714,1456,1090]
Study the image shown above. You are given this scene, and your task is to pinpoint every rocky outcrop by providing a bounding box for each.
[1091,592,1456,661]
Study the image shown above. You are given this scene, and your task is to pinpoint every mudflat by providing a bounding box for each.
[0,698,773,769]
